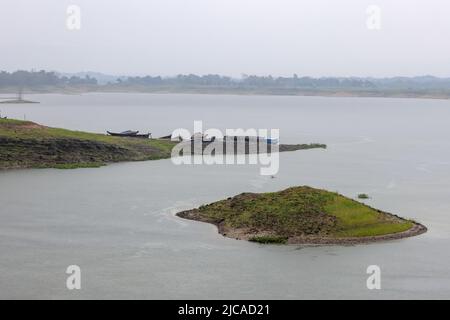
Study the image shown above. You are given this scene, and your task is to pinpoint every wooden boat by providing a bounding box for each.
[107,130,150,138]
[108,130,138,136]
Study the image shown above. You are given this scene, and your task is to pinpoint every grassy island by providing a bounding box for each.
[0,119,325,170]
[176,186,427,245]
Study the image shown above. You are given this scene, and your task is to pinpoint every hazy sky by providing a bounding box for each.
[1,0,450,77]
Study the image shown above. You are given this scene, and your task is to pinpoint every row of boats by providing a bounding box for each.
[107,130,278,144]
[181,135,278,144]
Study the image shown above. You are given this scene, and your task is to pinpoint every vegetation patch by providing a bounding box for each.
[249,235,288,244]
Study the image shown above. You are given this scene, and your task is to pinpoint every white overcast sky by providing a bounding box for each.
[1,0,449,77]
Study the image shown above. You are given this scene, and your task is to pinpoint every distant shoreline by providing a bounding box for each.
[1,87,450,100]
[3,70,450,100]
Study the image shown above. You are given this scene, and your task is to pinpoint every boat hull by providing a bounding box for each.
[107,131,150,138]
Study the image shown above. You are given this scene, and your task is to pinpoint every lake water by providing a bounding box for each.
[1,93,450,299]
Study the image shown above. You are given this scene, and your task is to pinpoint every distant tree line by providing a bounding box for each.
[0,70,97,87]
[2,70,450,91]
[120,74,376,89]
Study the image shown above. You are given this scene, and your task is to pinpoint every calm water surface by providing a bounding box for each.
[0,93,449,299]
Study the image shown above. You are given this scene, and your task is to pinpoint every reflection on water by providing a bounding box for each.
[1,93,450,299]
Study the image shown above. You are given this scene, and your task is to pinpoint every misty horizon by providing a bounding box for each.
[2,0,450,78]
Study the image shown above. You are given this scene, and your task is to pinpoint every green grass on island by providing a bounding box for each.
[0,118,326,170]
[177,186,425,244]
[0,118,176,169]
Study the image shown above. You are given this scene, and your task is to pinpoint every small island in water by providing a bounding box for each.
[177,186,427,245]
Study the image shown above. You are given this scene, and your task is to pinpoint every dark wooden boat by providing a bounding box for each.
[108,130,138,135]
[107,130,150,138]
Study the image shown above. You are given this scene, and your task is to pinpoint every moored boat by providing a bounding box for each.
[107,130,151,138]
